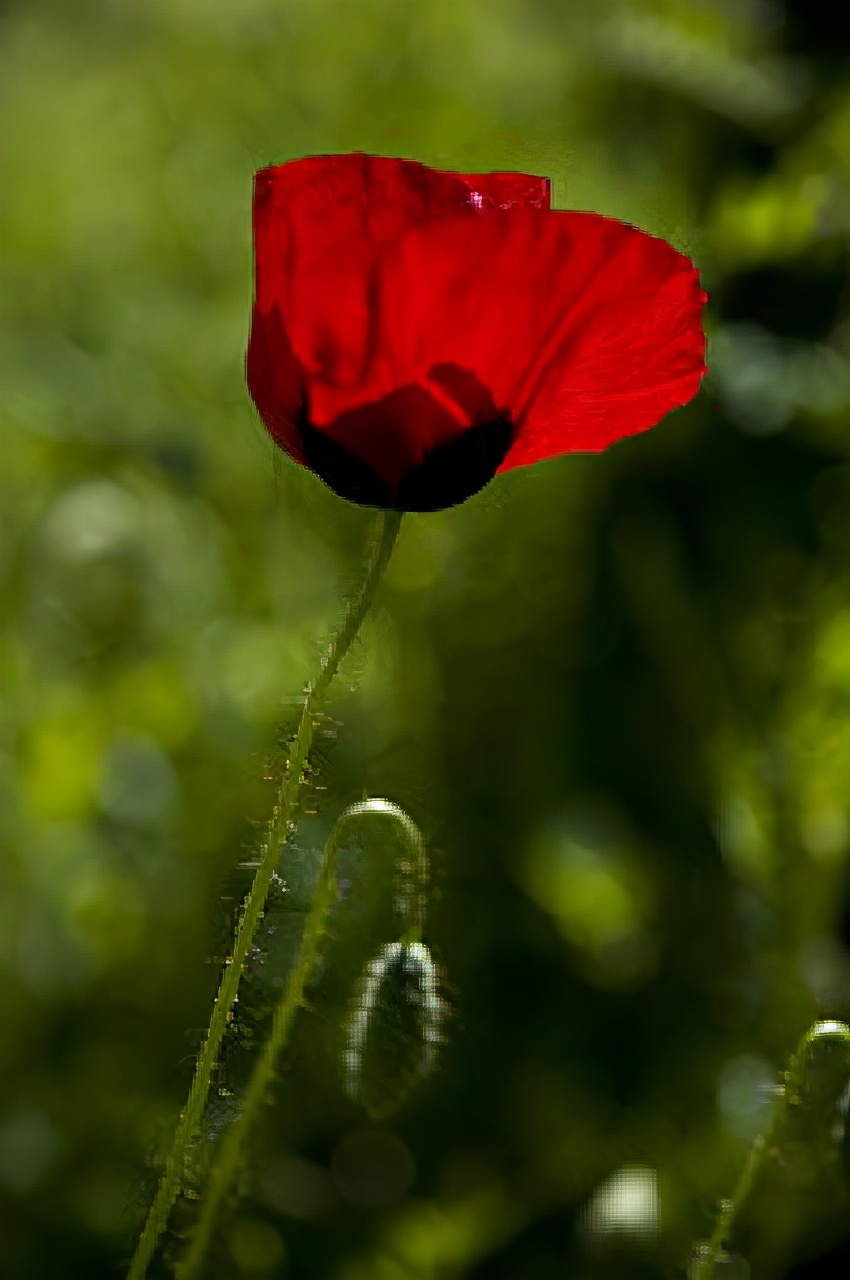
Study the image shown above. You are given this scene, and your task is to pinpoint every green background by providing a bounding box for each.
[1,1,848,1276]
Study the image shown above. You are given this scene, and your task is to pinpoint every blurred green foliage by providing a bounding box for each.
[1,1,849,1277]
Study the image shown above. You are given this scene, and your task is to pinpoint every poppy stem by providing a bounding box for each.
[176,799,424,1278]
[690,1019,850,1278]
[126,509,402,1280]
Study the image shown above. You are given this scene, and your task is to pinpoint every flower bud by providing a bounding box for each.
[342,941,445,1119]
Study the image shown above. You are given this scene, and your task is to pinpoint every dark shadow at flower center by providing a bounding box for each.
[394,416,513,511]
[300,375,513,512]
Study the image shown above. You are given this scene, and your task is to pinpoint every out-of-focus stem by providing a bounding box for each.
[692,1019,850,1279]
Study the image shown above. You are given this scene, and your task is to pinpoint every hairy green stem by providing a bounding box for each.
[177,799,423,1277]
[126,510,402,1280]
[692,1019,850,1279]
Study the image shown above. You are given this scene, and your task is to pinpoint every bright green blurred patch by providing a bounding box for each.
[710,174,823,267]
[712,739,777,888]
[519,818,657,989]
[103,658,197,748]
[786,602,850,863]
[23,713,103,822]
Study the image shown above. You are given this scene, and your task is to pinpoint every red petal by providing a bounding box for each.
[249,154,551,424]
[246,304,305,462]
[349,209,706,468]
[458,170,552,213]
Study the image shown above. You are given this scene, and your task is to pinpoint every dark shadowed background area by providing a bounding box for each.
[1,1,848,1277]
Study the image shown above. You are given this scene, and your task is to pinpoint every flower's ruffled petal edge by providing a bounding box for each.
[334,208,706,469]
[247,155,551,463]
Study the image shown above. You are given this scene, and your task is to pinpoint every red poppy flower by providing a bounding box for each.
[247,153,706,511]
